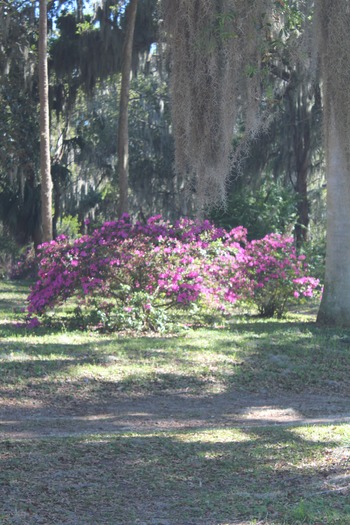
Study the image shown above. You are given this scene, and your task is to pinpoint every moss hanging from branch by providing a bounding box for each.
[161,0,275,210]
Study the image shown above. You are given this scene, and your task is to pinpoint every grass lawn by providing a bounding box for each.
[1,281,350,524]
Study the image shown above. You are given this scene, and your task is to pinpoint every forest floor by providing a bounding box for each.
[1,281,350,524]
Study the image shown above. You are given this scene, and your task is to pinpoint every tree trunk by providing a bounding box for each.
[294,93,310,250]
[317,108,350,326]
[117,0,138,217]
[52,184,61,240]
[39,0,53,242]
[286,74,311,250]
[316,1,350,326]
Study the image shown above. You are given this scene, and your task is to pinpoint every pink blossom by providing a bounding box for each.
[27,215,319,326]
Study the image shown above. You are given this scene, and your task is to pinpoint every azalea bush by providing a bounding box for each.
[27,215,319,330]
[243,234,320,317]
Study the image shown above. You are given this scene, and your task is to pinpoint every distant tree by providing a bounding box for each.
[0,0,42,246]
[49,0,158,220]
[118,0,138,216]
[39,0,53,242]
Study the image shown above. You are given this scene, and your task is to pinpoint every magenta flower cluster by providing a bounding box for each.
[27,215,319,328]
[243,234,319,317]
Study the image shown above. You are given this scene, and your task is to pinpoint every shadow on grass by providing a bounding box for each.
[0,423,349,524]
[0,280,30,310]
[1,319,350,422]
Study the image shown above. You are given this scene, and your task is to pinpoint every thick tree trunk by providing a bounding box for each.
[317,109,350,326]
[316,0,350,326]
[117,0,138,217]
[39,0,53,242]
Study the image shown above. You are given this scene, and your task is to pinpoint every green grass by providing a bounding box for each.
[1,282,349,402]
[1,280,350,524]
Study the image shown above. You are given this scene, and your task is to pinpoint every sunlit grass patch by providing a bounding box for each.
[175,427,255,444]
[291,423,350,444]
[1,282,350,400]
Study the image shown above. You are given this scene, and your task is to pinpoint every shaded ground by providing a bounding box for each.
[1,389,350,439]
[1,389,350,525]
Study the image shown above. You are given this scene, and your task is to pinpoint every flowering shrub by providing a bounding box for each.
[27,215,319,330]
[243,234,320,317]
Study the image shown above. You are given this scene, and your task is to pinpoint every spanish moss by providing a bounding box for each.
[161,0,275,210]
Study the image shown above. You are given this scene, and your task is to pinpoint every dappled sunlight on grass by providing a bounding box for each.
[2,282,350,523]
[1,424,350,524]
[174,428,254,444]
[291,423,350,444]
[1,301,350,398]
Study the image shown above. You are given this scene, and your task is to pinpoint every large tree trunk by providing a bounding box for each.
[117,0,138,217]
[316,1,350,326]
[38,0,53,242]
[317,108,350,325]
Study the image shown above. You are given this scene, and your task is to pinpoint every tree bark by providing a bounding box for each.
[316,0,350,326]
[39,0,53,242]
[317,108,350,326]
[117,0,138,217]
[294,91,310,250]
